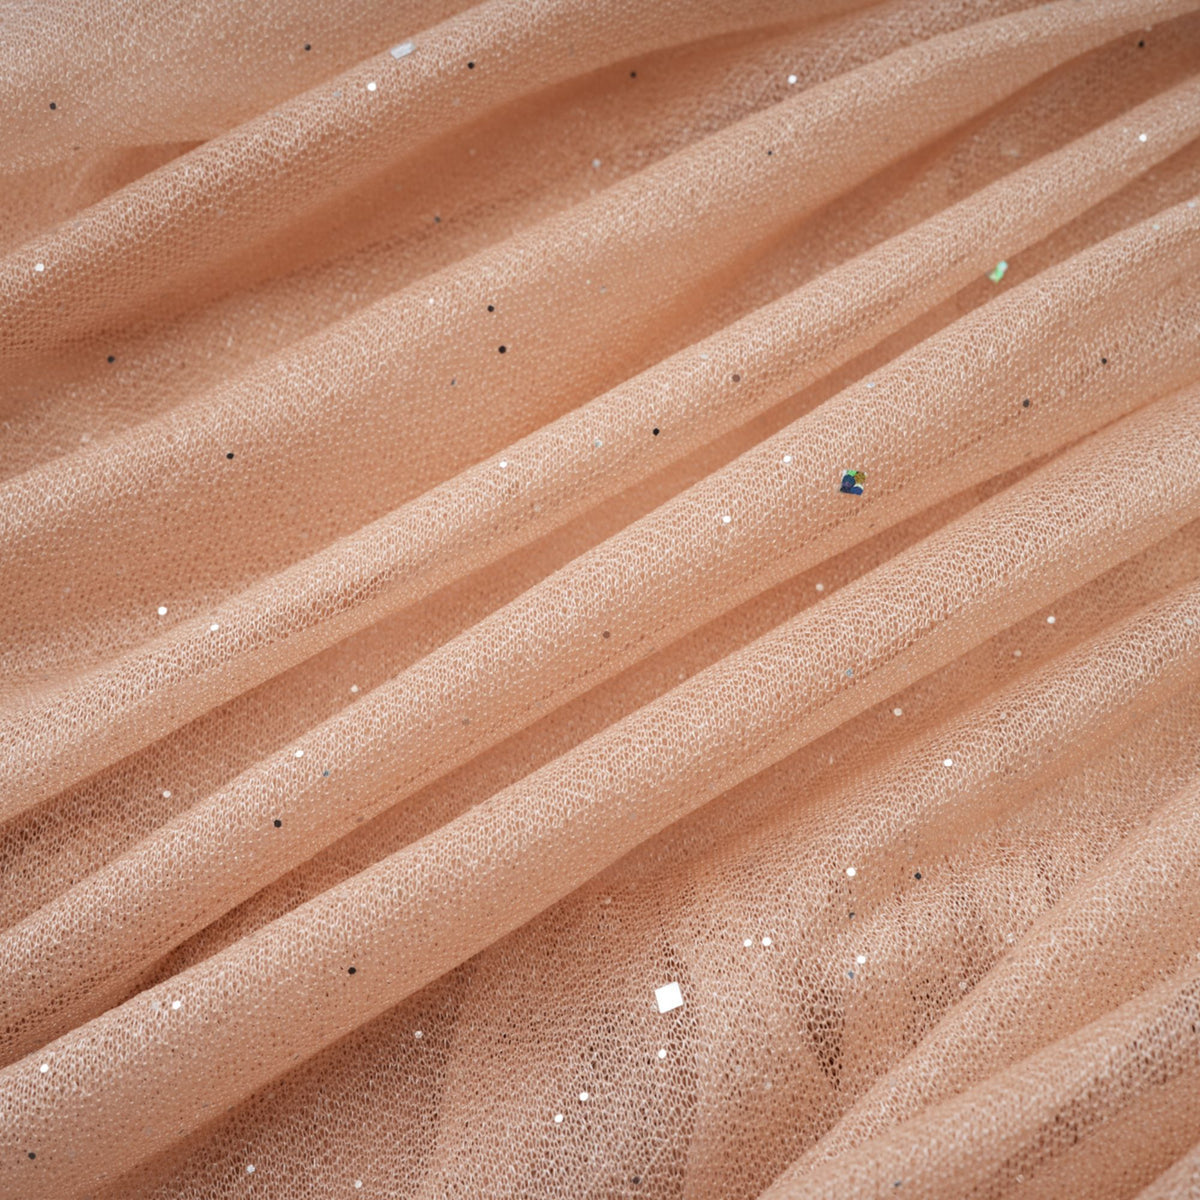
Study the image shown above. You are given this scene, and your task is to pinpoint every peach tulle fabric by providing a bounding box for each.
[2,0,1200,1196]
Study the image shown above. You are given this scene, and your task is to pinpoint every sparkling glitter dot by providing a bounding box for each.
[743,938,753,947]
[34,262,45,272]
[579,1091,590,1102]
[1138,132,1148,142]
[893,707,903,717]
[171,999,182,1010]
[39,1063,49,1074]
[846,866,857,878]
[355,1183,363,1191]
[856,954,867,964]
[157,605,168,616]
[162,789,172,799]
[499,459,508,468]
[366,81,377,91]
[554,1113,564,1123]
[657,1047,668,1059]
[210,622,220,632]
[943,757,954,767]
[350,684,359,693]
[815,582,825,592]
[1046,615,1056,624]
[721,514,731,524]
[783,454,792,464]
[1013,649,1022,658]
[591,158,601,169]
[761,936,772,947]
[295,749,304,758]
[247,1164,256,1174]
[787,73,797,84]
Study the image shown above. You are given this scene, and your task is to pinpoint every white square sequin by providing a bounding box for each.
[654,982,683,1013]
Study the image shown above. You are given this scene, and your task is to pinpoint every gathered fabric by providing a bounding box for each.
[2,0,1200,1196]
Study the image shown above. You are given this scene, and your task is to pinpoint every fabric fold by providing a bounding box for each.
[5,207,1200,1057]
[5,3,1200,1195]
[0,0,883,361]
[3,387,1200,1196]
[73,614,1200,1199]
[760,962,1200,1198]
[6,84,1200,818]
[771,770,1200,1187]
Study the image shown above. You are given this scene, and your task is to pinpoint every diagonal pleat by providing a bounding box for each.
[2,387,1200,1197]
[5,85,1199,816]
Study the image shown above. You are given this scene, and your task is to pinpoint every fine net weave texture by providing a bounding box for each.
[2,0,1200,1197]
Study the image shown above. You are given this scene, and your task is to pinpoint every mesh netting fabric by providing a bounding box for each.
[2,1,1200,1197]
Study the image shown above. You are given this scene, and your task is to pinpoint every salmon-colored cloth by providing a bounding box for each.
[3,1,1200,1196]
